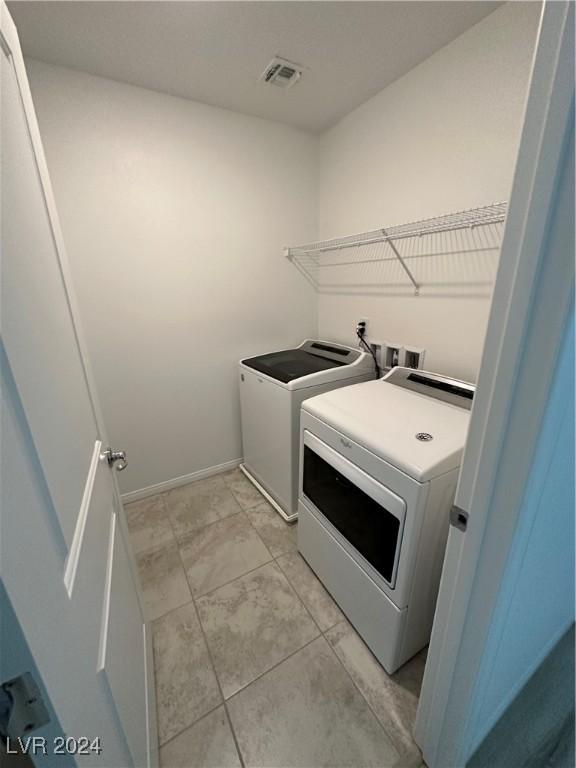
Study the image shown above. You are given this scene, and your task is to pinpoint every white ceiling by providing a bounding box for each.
[9,1,501,133]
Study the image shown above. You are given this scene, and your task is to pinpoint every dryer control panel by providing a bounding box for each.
[383,367,475,410]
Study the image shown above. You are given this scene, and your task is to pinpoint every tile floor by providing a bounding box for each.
[125,468,427,768]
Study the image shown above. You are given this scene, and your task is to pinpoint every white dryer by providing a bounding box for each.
[239,340,374,522]
[297,367,474,672]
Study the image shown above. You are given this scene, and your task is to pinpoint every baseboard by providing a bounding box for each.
[120,458,243,504]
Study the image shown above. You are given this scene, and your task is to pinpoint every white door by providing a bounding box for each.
[414,2,574,765]
[0,4,157,766]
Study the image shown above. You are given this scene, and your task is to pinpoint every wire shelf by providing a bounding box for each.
[286,202,507,296]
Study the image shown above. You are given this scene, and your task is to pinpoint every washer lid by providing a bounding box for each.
[241,340,365,385]
[241,348,344,383]
[302,375,472,482]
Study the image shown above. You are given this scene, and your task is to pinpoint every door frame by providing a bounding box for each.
[414,2,574,765]
[1,3,158,763]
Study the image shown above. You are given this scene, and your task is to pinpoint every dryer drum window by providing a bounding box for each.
[303,446,401,585]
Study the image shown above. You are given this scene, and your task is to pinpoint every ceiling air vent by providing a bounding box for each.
[260,57,302,89]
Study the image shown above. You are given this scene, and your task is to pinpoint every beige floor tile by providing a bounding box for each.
[222,468,265,510]
[325,619,426,760]
[136,543,191,621]
[244,501,298,558]
[179,513,272,597]
[149,470,425,767]
[159,706,241,768]
[153,603,222,746]
[165,476,241,539]
[196,561,319,699]
[276,551,344,631]
[125,494,174,555]
[227,636,399,768]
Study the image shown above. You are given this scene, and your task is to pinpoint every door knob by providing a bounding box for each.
[102,447,128,471]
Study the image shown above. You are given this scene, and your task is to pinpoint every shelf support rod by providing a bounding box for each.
[382,229,420,296]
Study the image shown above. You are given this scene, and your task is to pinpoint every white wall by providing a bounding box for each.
[26,60,318,494]
[317,2,541,382]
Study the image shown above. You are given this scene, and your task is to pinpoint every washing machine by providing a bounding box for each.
[297,366,474,672]
[239,339,374,522]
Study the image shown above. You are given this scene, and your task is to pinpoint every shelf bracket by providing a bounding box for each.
[382,229,420,296]
[382,229,420,295]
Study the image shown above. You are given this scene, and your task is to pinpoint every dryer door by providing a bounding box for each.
[302,431,406,589]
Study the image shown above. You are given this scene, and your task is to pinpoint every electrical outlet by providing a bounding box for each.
[356,317,368,336]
